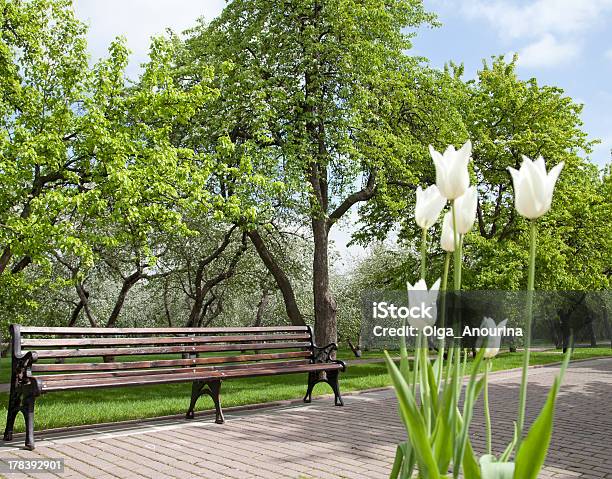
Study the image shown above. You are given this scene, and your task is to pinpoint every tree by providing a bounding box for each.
[358,56,610,292]
[0,0,217,326]
[179,0,447,347]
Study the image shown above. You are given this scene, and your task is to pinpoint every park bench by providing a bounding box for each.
[3,324,346,450]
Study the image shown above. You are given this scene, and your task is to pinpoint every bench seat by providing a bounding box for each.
[39,362,344,391]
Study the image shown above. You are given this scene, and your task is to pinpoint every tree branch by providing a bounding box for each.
[327,171,376,229]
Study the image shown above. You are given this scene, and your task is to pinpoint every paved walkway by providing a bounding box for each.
[1,358,611,479]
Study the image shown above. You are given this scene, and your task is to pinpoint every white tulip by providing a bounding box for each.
[415,185,446,229]
[429,140,472,200]
[477,317,509,359]
[406,278,441,330]
[441,212,456,252]
[454,186,478,235]
[508,155,564,220]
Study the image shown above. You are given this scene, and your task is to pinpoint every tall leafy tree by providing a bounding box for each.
[0,0,216,322]
[179,0,450,346]
[359,56,610,292]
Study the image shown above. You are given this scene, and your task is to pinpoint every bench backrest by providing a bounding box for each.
[9,324,314,378]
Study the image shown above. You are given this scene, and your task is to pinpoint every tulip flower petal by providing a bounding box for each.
[534,155,547,177]
[429,142,472,200]
[546,161,565,196]
[406,278,440,329]
[458,140,472,166]
[441,211,456,252]
[510,155,564,219]
[415,184,446,229]
[454,186,478,234]
[523,158,546,210]
[478,317,508,359]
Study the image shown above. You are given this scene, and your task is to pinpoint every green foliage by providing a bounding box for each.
[357,56,610,291]
[0,0,234,324]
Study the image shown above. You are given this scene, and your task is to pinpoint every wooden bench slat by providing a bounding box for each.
[22,333,310,348]
[40,362,343,391]
[20,326,308,335]
[35,360,311,382]
[31,351,312,372]
[33,341,312,358]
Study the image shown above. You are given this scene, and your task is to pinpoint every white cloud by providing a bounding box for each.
[459,0,612,69]
[516,34,580,68]
[73,0,226,75]
[606,48,612,61]
[462,0,612,40]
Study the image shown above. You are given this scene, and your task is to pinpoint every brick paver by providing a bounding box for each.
[1,358,610,479]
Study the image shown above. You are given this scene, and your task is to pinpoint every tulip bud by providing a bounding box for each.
[406,278,441,330]
[454,186,478,235]
[477,317,508,359]
[508,155,564,220]
[441,212,455,252]
[429,140,472,200]
[415,185,446,229]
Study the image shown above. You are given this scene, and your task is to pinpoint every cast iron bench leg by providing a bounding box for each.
[303,372,316,403]
[186,380,225,424]
[303,370,344,406]
[22,395,36,450]
[3,386,21,441]
[327,370,344,406]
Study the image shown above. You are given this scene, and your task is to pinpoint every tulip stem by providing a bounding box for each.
[420,228,427,280]
[484,360,492,456]
[451,202,461,291]
[517,219,537,451]
[412,330,420,397]
[437,252,451,386]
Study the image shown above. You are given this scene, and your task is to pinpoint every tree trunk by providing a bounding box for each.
[247,230,306,326]
[312,218,337,349]
[68,296,87,327]
[75,282,98,327]
[0,247,12,275]
[187,292,204,327]
[163,279,173,327]
[254,287,270,327]
[202,298,223,327]
[106,271,142,328]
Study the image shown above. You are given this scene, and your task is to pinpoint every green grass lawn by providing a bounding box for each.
[0,347,609,433]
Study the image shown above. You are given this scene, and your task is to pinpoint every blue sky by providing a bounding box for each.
[73,0,612,269]
[414,0,612,168]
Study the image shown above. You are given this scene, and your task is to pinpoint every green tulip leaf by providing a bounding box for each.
[499,422,518,463]
[433,381,455,473]
[385,352,441,479]
[454,347,486,478]
[462,434,481,479]
[399,321,411,380]
[513,349,571,479]
[390,443,403,479]
[426,356,440,414]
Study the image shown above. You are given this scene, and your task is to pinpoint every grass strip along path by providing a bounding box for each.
[0,348,609,433]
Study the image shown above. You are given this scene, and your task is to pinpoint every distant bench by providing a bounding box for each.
[3,325,346,449]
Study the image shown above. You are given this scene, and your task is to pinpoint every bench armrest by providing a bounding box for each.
[12,351,38,386]
[311,342,338,363]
